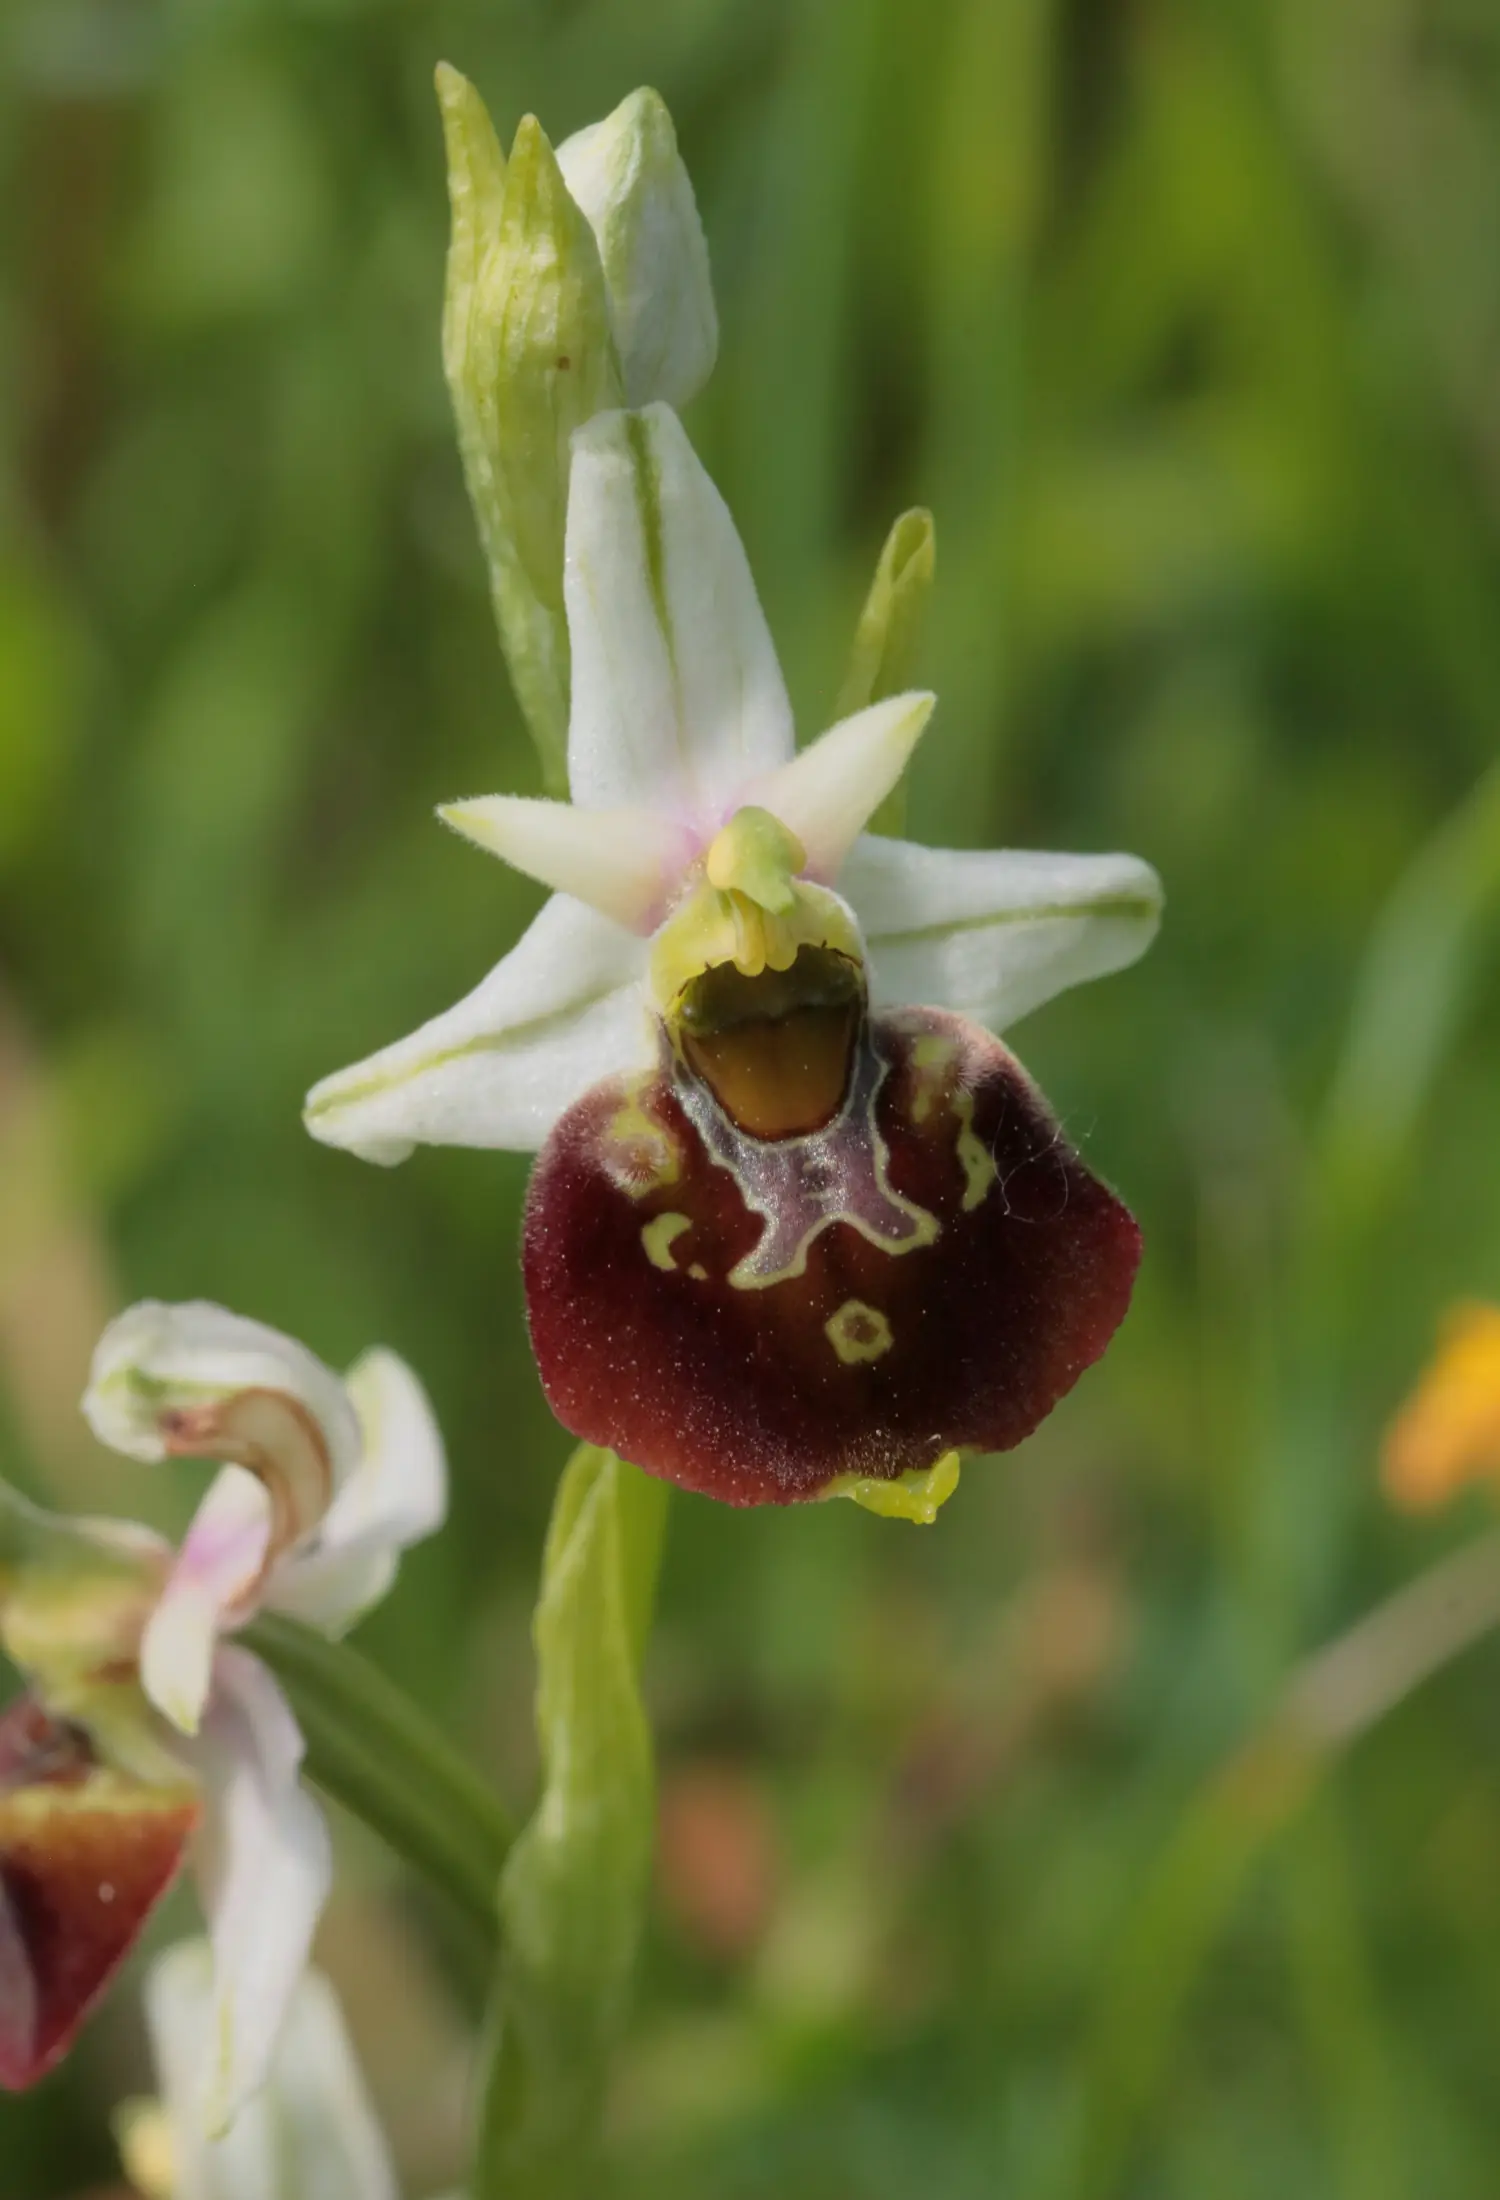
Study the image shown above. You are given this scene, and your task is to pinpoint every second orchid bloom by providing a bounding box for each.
[0,1302,444,2122]
[306,398,1162,1507]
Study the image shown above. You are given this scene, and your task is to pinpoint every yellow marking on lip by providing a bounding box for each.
[955,1090,997,1211]
[641,1212,692,1272]
[605,1079,682,1198]
[821,1449,962,1523]
[909,1033,957,1125]
[824,1299,894,1365]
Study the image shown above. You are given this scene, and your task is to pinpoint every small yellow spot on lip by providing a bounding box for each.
[825,1299,894,1365]
[642,1212,692,1272]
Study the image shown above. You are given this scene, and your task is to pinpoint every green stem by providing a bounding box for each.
[246,1612,513,1937]
[471,1449,670,2200]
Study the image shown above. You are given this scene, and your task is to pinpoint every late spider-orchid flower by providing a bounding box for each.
[305,403,1162,1510]
[0,1302,444,2124]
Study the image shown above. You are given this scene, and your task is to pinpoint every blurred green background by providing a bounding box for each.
[5,0,1500,2194]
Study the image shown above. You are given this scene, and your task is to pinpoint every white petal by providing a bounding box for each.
[843,837,1164,1030]
[267,1350,447,1637]
[189,1646,333,2135]
[565,404,794,814]
[753,692,936,882]
[303,892,652,1162]
[141,1469,273,1736]
[83,1302,362,1488]
[142,1940,397,2200]
[439,794,690,932]
[558,88,718,410]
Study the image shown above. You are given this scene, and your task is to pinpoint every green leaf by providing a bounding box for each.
[473,1447,668,2198]
[836,509,936,836]
[246,1611,513,1937]
[437,71,622,793]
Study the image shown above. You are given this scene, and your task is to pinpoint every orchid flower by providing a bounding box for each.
[0,1302,445,2123]
[116,1940,400,2200]
[305,403,1162,1510]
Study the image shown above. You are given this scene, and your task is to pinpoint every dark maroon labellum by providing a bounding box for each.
[524,1004,1141,1506]
[0,1694,198,2090]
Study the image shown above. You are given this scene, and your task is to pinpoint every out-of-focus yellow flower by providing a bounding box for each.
[1382,1303,1500,1511]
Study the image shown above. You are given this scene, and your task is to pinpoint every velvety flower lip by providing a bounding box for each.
[0,1301,446,2127]
[303,401,1161,1169]
[523,1007,1142,1505]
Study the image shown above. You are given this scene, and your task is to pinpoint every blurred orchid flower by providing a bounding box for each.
[115,1940,399,2200]
[306,404,1161,1508]
[0,1302,445,2126]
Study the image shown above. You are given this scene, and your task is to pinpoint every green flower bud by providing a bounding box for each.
[557,88,718,410]
[435,71,719,796]
[437,67,622,793]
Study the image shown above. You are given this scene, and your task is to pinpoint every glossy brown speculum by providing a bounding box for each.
[0,1695,198,2090]
[676,947,862,1140]
[524,1002,1141,1506]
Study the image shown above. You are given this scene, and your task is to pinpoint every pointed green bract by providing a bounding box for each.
[437,71,622,793]
[837,508,937,835]
[476,1446,667,2191]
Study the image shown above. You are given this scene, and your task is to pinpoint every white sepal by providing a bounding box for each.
[83,1302,362,1492]
[188,1647,333,2137]
[141,1938,398,2200]
[565,404,794,814]
[842,837,1164,1032]
[303,893,652,1162]
[267,1349,447,1637]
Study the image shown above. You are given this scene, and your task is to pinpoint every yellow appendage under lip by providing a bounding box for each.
[821,1449,962,1524]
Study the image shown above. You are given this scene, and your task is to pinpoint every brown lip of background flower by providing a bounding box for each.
[0,1693,199,2092]
[524,1005,1141,1506]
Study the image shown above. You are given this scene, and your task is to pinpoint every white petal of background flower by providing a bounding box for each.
[267,1348,447,1636]
[304,893,652,1160]
[439,793,691,932]
[141,1468,273,1736]
[84,1302,363,1490]
[188,1646,333,2135]
[557,89,717,411]
[754,692,936,882]
[842,839,1164,1032]
[143,1939,398,2200]
[565,404,794,814]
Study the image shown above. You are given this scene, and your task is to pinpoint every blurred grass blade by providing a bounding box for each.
[1067,1527,1500,2198]
[247,1611,513,1937]
[474,1446,668,2197]
[1319,758,1500,1234]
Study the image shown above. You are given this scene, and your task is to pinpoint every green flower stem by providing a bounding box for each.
[472,1448,670,2200]
[246,1611,513,1937]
